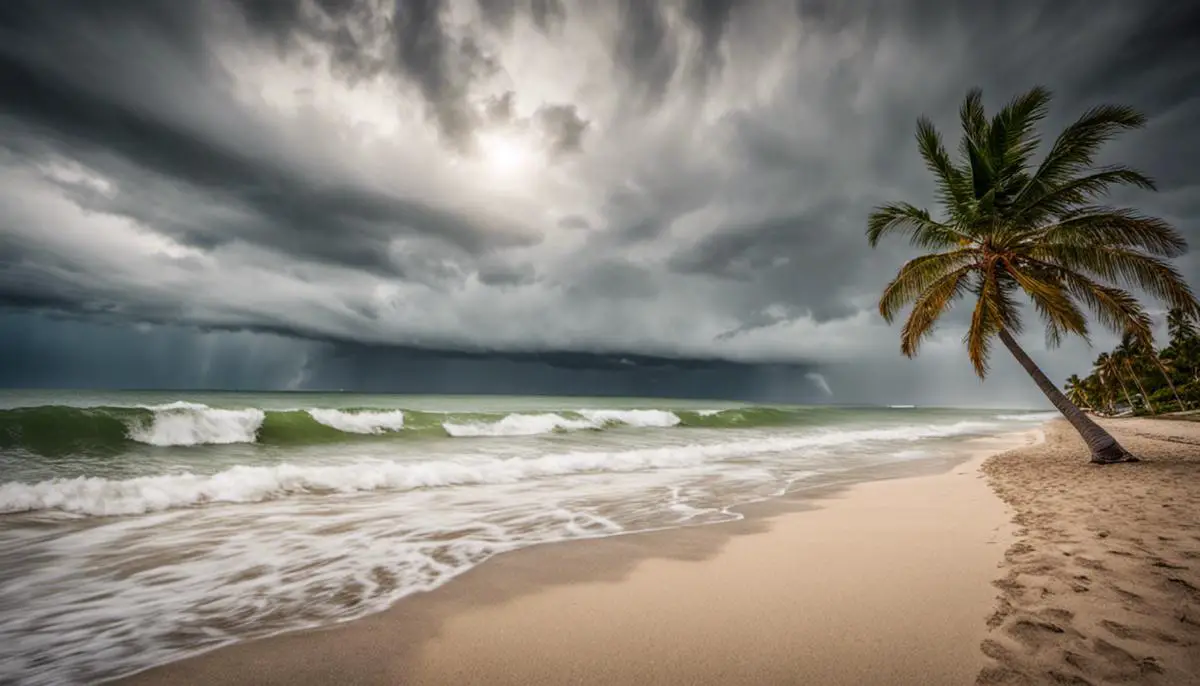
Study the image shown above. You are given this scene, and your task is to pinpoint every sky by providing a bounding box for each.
[0,0,1197,406]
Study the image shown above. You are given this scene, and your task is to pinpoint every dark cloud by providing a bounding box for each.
[614,0,678,108]
[0,0,537,278]
[683,0,738,83]
[476,0,520,32]
[392,0,495,146]
[0,0,1197,404]
[535,103,589,155]
[529,0,567,33]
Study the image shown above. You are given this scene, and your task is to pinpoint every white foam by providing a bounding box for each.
[1,420,999,517]
[307,409,405,434]
[577,409,681,427]
[127,404,264,446]
[443,412,597,437]
[443,409,682,437]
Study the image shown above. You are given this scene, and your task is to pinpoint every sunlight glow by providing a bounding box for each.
[478,133,533,175]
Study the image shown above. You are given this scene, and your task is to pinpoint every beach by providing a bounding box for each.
[0,393,1055,684]
[111,418,1200,686]
[113,431,1028,685]
[980,417,1200,684]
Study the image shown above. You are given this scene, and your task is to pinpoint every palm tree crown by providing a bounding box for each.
[867,86,1200,463]
[867,86,1198,378]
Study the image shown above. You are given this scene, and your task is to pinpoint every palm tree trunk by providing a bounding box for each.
[1114,375,1136,413]
[998,329,1135,463]
[1124,361,1156,414]
[1152,356,1185,410]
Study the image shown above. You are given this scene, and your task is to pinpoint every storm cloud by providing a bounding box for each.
[1,0,1197,404]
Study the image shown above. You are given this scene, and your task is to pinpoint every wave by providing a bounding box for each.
[0,402,1053,455]
[307,408,406,434]
[443,409,681,437]
[0,403,834,454]
[0,420,1001,517]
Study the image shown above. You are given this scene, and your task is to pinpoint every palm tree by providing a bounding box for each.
[1123,325,1184,411]
[1063,374,1092,410]
[866,86,1200,463]
[1166,308,1200,385]
[1084,374,1112,415]
[1113,334,1156,413]
[1096,352,1136,414]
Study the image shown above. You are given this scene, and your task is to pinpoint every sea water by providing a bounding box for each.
[0,390,1055,684]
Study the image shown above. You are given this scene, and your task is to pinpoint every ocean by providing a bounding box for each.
[0,390,1055,684]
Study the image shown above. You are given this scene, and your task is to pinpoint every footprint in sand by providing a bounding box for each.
[1150,559,1188,570]
[1099,619,1181,645]
[1045,670,1093,685]
[1007,618,1075,647]
[1111,585,1145,605]
[1092,638,1165,678]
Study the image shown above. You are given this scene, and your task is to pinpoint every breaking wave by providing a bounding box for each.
[0,402,1059,456]
[0,403,836,454]
[0,419,1004,517]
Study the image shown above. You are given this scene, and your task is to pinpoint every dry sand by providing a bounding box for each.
[115,432,1031,686]
[979,417,1200,685]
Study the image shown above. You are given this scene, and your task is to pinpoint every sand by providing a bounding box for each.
[112,419,1200,685]
[114,432,1030,686]
[979,418,1200,685]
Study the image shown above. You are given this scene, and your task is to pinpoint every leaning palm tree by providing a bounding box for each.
[867,86,1200,463]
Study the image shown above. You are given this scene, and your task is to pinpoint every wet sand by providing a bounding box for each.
[115,431,1033,685]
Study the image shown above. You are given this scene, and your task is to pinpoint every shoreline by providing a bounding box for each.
[113,429,1036,685]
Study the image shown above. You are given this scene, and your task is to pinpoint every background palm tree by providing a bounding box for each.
[1112,334,1156,413]
[1096,352,1135,414]
[1063,374,1092,410]
[866,86,1199,463]
[1122,326,1183,411]
[1166,308,1200,385]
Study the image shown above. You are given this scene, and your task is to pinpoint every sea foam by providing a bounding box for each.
[127,403,264,446]
[443,409,682,437]
[0,419,998,517]
[307,409,406,434]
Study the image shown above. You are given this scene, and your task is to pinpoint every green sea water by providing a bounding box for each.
[0,389,1054,684]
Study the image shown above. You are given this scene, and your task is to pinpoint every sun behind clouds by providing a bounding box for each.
[477,132,535,176]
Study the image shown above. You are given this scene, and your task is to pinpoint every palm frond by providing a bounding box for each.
[1002,258,1088,347]
[1031,244,1200,317]
[1017,167,1157,223]
[866,203,971,248]
[1036,206,1185,257]
[989,86,1050,180]
[1017,103,1146,205]
[1031,262,1153,339]
[965,271,1001,377]
[878,249,978,322]
[915,117,971,216]
[898,265,973,357]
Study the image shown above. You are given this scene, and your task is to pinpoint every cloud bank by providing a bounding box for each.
[1,0,1197,404]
